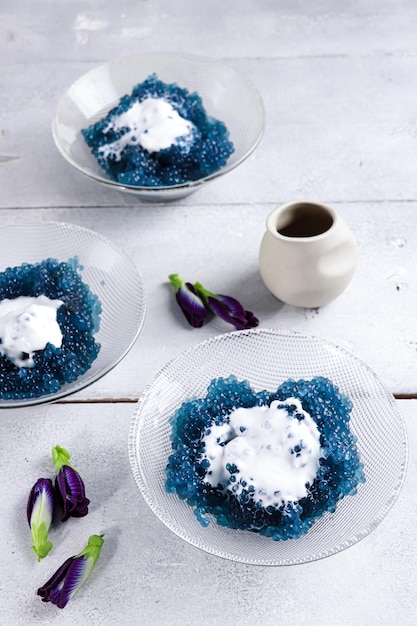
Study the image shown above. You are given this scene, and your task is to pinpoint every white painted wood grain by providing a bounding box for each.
[0,1,415,396]
[3,0,417,63]
[1,1,416,623]
[0,399,415,625]
[0,202,414,398]
[1,52,417,208]
[1,0,417,209]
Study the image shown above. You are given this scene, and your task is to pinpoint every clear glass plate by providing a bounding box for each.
[52,52,265,201]
[129,328,407,565]
[0,222,146,407]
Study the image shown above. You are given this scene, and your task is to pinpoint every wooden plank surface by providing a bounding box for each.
[1,53,417,208]
[1,1,416,624]
[0,202,414,398]
[0,399,415,625]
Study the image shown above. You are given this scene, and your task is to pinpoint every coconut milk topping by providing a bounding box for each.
[98,97,195,158]
[0,295,63,367]
[202,398,322,505]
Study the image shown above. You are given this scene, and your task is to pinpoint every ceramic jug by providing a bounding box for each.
[259,201,358,307]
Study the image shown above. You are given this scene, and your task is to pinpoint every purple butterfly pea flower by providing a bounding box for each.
[52,445,90,522]
[168,274,209,328]
[194,282,259,330]
[27,477,55,561]
[37,534,104,609]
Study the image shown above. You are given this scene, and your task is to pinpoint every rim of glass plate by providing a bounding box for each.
[0,220,146,408]
[52,51,266,193]
[128,327,408,566]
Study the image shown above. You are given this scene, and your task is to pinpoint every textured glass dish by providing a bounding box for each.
[52,52,265,201]
[0,222,145,408]
[129,328,407,566]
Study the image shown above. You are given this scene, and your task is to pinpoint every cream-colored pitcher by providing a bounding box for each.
[259,201,358,308]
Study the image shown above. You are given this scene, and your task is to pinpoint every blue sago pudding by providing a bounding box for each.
[166,376,365,540]
[82,74,234,187]
[0,258,101,400]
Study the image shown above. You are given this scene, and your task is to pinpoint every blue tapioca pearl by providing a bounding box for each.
[195,465,208,479]
[194,507,210,527]
[216,514,232,528]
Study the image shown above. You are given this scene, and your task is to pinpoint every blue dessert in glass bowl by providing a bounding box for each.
[166,375,365,541]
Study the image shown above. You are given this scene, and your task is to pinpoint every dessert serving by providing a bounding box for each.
[0,258,101,400]
[82,74,234,188]
[53,52,265,201]
[130,328,406,564]
[166,375,365,541]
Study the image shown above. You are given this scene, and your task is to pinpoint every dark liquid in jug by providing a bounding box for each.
[278,203,334,238]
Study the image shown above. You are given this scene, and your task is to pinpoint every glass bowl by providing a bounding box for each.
[52,52,265,201]
[0,222,145,407]
[129,328,407,566]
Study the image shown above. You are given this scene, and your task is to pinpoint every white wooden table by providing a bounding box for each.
[1,1,416,624]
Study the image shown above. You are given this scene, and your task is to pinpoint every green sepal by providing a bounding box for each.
[31,522,53,562]
[52,445,74,474]
[193,281,214,306]
[168,274,184,293]
[77,534,105,566]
